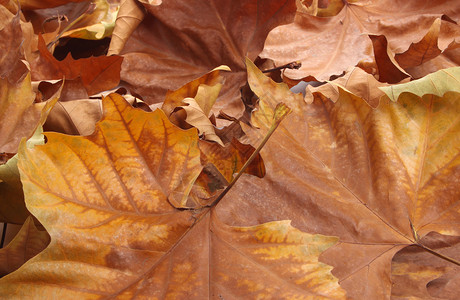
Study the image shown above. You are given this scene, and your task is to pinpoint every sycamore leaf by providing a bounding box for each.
[116,0,297,117]
[0,216,50,276]
[261,0,460,82]
[220,60,460,298]
[161,65,230,118]
[380,66,460,101]
[32,35,123,96]
[403,44,460,80]
[0,93,345,298]
[368,34,411,84]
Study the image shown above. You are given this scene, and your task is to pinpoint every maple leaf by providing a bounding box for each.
[112,0,297,117]
[223,60,460,298]
[260,0,460,82]
[0,93,345,298]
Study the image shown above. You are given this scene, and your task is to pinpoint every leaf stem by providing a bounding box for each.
[207,103,291,208]
[262,61,301,73]
[416,243,460,266]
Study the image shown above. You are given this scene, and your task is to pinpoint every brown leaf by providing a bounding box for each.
[396,17,460,69]
[261,0,460,82]
[0,126,46,224]
[0,93,345,298]
[199,138,265,183]
[0,72,59,153]
[0,216,50,276]
[32,35,123,95]
[19,0,88,10]
[405,46,460,79]
[306,67,390,108]
[218,60,460,298]
[368,34,410,83]
[391,232,460,299]
[0,6,31,84]
[117,0,297,117]
[107,0,147,55]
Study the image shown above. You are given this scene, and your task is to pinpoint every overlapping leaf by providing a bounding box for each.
[261,0,460,82]
[0,216,50,276]
[0,126,46,224]
[218,60,460,298]
[114,0,297,117]
[32,35,123,96]
[0,93,344,298]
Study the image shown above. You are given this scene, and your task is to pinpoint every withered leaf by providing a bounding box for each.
[0,93,345,298]
[117,0,297,117]
[261,0,460,82]
[32,35,123,96]
[0,216,50,276]
[219,59,460,298]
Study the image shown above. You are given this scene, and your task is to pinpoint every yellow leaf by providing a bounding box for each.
[380,66,460,101]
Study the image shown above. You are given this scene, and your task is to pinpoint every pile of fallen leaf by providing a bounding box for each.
[0,0,460,298]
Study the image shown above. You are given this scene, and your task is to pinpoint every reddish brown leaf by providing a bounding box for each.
[117,0,297,117]
[369,35,410,83]
[391,233,460,299]
[32,35,123,95]
[0,216,50,276]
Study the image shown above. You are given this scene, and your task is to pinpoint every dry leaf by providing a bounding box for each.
[261,0,460,82]
[219,59,460,298]
[380,66,460,101]
[0,93,345,298]
[117,0,297,117]
[0,216,50,276]
[0,126,46,224]
[107,0,147,55]
[0,72,59,153]
[32,35,123,96]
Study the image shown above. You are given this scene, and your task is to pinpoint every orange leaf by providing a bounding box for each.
[0,93,345,298]
[32,35,123,95]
